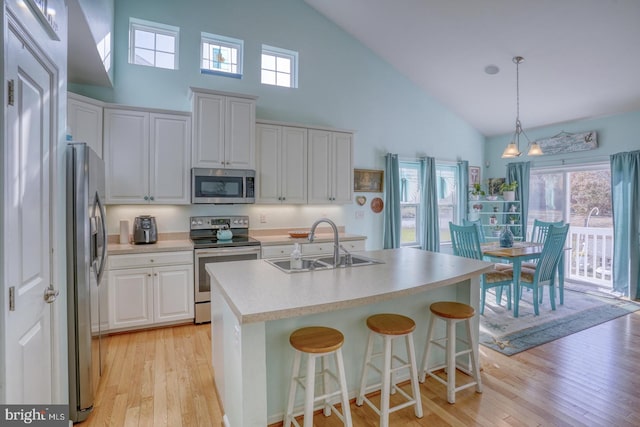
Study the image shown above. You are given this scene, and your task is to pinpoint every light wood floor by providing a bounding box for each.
[85,312,640,426]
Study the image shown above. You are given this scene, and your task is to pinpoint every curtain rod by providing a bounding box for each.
[382,154,462,164]
[530,154,610,168]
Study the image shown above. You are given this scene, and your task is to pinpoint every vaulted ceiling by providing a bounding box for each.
[304,0,640,136]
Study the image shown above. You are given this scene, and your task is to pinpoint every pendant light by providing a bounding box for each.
[501,56,543,158]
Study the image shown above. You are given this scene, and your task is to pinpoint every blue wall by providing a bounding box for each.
[484,110,640,179]
[71,0,485,249]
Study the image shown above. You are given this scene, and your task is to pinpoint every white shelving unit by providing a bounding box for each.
[468,199,522,240]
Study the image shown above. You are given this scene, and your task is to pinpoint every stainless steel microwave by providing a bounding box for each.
[191,168,255,204]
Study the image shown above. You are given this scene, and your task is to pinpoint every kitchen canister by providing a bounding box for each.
[119,219,130,244]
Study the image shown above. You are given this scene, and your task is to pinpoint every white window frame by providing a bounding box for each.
[201,32,243,78]
[261,44,298,88]
[129,18,179,70]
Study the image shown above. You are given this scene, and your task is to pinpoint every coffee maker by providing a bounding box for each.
[133,215,158,244]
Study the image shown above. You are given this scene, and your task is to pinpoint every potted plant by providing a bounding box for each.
[509,215,518,224]
[469,183,485,200]
[500,180,518,201]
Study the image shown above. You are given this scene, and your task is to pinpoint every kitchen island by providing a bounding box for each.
[207,248,493,426]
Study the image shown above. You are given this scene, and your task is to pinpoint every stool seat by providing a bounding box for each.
[420,301,482,404]
[429,301,475,319]
[285,326,352,427]
[357,313,423,427]
[290,327,344,353]
[366,313,416,335]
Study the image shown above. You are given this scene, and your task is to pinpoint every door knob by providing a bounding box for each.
[44,285,59,304]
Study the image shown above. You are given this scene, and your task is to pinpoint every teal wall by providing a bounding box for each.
[71,0,485,249]
[484,110,640,180]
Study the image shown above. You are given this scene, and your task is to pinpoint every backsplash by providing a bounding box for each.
[105,204,347,235]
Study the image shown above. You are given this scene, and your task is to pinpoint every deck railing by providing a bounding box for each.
[566,226,614,287]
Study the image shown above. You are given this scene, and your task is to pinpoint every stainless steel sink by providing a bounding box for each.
[316,255,385,268]
[266,255,384,273]
[265,257,333,273]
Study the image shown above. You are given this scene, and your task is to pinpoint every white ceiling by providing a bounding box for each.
[304,0,640,136]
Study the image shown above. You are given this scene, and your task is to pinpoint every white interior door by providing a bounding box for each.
[3,20,55,403]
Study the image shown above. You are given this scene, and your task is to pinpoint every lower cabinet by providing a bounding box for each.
[108,251,194,331]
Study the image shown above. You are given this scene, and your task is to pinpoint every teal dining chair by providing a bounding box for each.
[449,222,514,314]
[524,219,566,304]
[511,224,570,317]
[462,218,486,243]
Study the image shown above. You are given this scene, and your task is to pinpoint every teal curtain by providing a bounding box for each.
[419,156,440,251]
[507,161,530,239]
[610,150,640,298]
[383,153,401,249]
[457,160,469,224]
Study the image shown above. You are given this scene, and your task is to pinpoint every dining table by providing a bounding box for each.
[481,241,566,317]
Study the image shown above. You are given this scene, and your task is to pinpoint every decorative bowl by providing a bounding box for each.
[289,231,310,239]
[486,195,499,201]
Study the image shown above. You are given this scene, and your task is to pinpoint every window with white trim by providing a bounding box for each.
[399,161,460,246]
[201,33,243,78]
[261,45,298,88]
[129,18,179,70]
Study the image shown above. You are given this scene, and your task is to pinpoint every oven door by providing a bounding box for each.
[194,246,261,323]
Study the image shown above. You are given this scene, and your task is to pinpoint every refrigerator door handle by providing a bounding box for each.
[93,191,108,285]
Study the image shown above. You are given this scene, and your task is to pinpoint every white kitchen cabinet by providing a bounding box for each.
[191,88,257,169]
[308,129,353,204]
[108,251,194,331]
[67,92,104,157]
[256,123,307,204]
[104,107,191,204]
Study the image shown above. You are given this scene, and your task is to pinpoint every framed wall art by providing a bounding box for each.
[354,169,384,192]
[469,166,481,185]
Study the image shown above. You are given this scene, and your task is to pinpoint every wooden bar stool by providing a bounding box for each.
[285,326,353,427]
[356,314,423,427]
[419,301,482,404]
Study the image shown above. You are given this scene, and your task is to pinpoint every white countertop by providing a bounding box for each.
[108,239,193,255]
[206,248,493,324]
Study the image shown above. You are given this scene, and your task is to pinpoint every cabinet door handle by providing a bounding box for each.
[150,196,155,201]
[147,273,151,277]
[143,196,149,201]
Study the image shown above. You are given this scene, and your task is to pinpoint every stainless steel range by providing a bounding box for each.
[190,215,261,323]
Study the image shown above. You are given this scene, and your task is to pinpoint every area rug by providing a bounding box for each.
[480,288,640,356]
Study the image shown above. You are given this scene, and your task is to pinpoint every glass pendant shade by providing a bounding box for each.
[527,142,543,156]
[502,142,521,158]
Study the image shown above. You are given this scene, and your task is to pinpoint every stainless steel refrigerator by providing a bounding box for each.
[66,143,108,422]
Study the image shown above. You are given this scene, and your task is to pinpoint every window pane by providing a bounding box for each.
[155,51,175,69]
[401,205,418,245]
[155,33,175,53]
[135,29,154,49]
[134,48,154,66]
[276,72,291,87]
[262,54,276,70]
[261,69,275,85]
[276,56,290,72]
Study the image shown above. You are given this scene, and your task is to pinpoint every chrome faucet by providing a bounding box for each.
[308,218,340,267]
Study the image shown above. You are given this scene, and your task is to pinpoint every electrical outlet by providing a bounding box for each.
[355,211,365,220]
[260,213,267,223]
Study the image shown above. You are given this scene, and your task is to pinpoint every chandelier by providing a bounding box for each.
[501,56,543,158]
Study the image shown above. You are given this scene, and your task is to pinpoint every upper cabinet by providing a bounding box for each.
[256,123,308,204]
[191,88,257,169]
[67,93,104,157]
[308,129,353,204]
[104,107,191,205]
